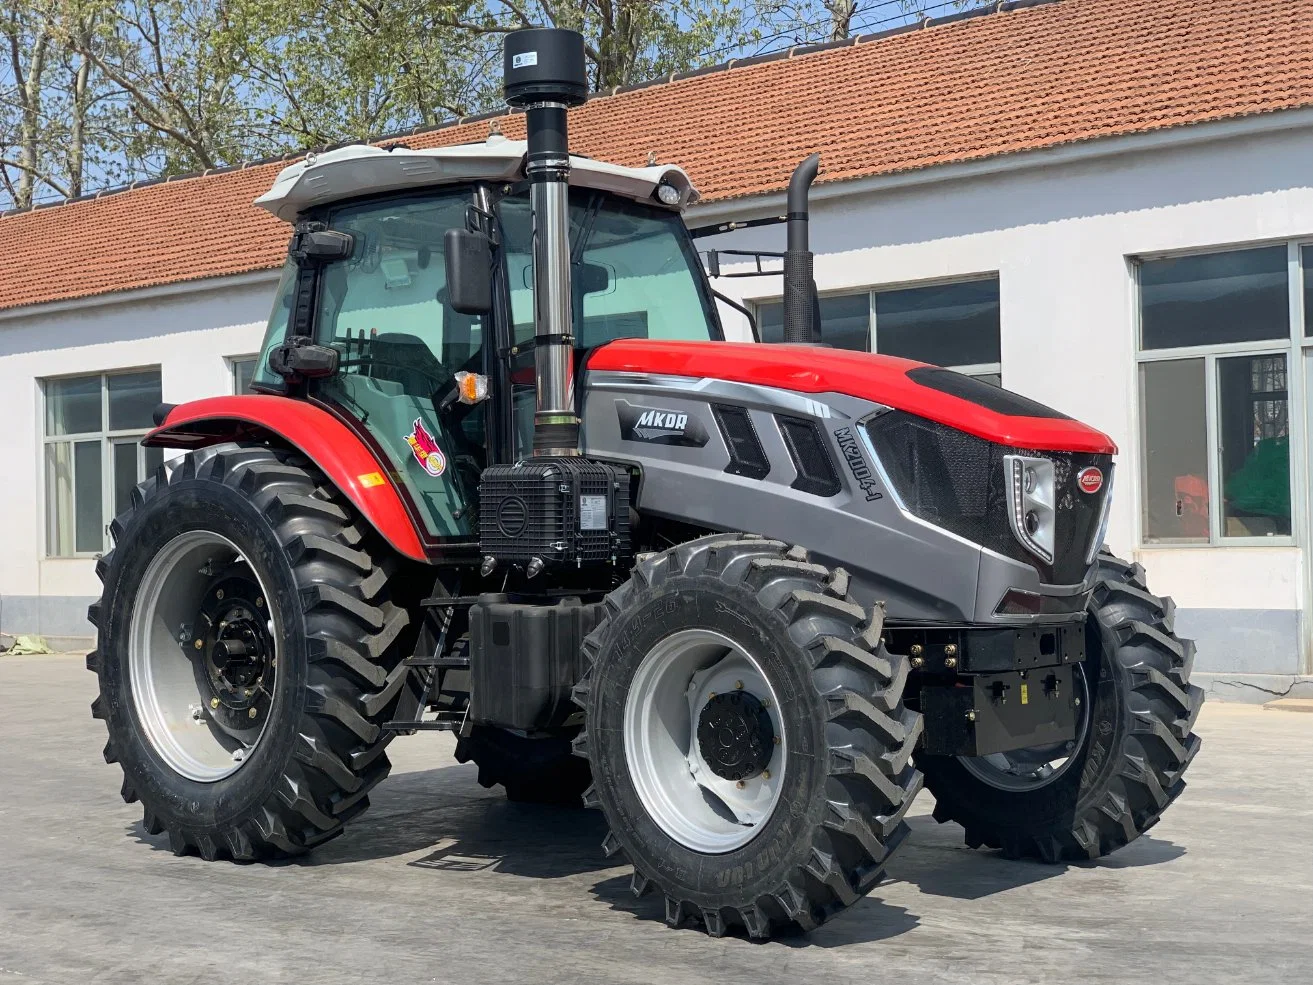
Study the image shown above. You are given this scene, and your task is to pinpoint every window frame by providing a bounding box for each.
[1133,239,1310,549]
[42,368,163,558]
[227,354,258,395]
[750,272,1003,381]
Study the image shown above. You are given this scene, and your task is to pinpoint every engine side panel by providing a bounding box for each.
[582,371,1053,624]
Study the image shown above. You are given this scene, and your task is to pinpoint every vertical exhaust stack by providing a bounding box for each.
[504,28,589,457]
[781,153,821,345]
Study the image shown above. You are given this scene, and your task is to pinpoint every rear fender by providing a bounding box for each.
[143,395,426,561]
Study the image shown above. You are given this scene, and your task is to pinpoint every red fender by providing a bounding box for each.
[143,395,427,562]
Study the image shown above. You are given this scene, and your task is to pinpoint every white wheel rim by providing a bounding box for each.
[128,530,279,782]
[623,628,786,854]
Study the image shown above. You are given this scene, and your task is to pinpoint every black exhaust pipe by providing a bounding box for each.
[504,28,589,456]
[781,153,821,345]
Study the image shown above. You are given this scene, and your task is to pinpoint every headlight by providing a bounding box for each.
[1004,454,1055,564]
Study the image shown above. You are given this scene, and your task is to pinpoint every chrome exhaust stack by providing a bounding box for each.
[503,28,589,457]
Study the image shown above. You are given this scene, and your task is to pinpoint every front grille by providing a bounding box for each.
[865,412,1110,584]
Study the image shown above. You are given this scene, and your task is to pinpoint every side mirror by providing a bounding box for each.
[445,228,494,315]
[289,227,354,262]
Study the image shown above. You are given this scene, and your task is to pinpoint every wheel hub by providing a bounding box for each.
[696,692,774,781]
[192,572,275,732]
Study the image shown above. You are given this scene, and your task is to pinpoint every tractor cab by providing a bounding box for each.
[247,136,720,544]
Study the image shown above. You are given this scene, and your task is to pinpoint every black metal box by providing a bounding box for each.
[468,595,605,731]
[919,666,1078,757]
[479,458,630,568]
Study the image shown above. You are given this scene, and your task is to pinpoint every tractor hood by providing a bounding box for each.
[586,340,1115,455]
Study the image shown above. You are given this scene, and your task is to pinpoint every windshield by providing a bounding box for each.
[498,190,721,346]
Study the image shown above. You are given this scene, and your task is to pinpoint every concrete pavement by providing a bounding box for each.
[1,652,1310,984]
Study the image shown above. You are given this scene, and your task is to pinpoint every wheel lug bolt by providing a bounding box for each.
[910,644,923,656]
[734,680,743,690]
[193,638,203,650]
[707,692,715,700]
[773,735,781,745]
[762,769,771,780]
[248,707,258,719]
[216,589,224,600]
[965,709,977,721]
[944,656,957,669]
[1074,697,1082,707]
[256,597,264,608]
[736,780,746,789]
[209,697,220,710]
[911,656,924,669]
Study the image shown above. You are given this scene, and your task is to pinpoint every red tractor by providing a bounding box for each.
[88,28,1202,939]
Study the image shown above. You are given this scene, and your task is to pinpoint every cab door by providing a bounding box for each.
[306,190,489,543]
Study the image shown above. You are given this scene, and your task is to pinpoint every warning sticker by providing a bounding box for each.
[1020,683,1030,705]
[512,51,538,69]
[579,495,607,531]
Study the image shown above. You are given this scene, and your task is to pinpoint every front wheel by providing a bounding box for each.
[573,535,923,938]
[88,444,420,860]
[917,551,1204,861]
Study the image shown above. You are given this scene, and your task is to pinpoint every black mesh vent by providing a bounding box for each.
[776,415,841,497]
[713,404,771,480]
[865,411,1110,584]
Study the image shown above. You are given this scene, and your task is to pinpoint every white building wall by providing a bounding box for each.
[707,123,1313,675]
[2,121,1311,677]
[0,276,278,644]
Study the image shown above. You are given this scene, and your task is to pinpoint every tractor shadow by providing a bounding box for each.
[129,762,617,879]
[888,812,1187,901]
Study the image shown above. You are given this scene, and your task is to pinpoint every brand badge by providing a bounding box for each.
[405,418,446,477]
[617,401,709,447]
[1077,466,1103,494]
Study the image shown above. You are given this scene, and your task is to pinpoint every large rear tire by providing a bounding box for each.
[917,550,1204,861]
[573,535,923,938]
[88,443,421,860]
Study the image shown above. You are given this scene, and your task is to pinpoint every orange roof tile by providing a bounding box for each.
[3,0,1312,313]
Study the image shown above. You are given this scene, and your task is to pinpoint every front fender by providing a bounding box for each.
[143,395,426,561]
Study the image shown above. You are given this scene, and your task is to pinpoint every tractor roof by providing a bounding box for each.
[254,134,699,222]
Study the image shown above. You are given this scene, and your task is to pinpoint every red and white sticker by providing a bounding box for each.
[1077,466,1103,494]
[405,418,446,477]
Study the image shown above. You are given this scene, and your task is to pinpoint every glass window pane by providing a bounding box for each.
[1219,354,1290,537]
[232,358,257,394]
[875,279,1001,367]
[1303,246,1313,336]
[145,445,164,478]
[1140,246,1288,349]
[113,441,138,518]
[108,371,162,430]
[74,440,103,553]
[1140,359,1209,543]
[45,375,102,436]
[45,442,73,556]
[756,293,870,350]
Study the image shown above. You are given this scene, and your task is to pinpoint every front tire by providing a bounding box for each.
[88,444,420,860]
[573,535,923,938]
[917,551,1204,861]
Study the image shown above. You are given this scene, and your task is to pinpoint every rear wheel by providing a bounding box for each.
[573,535,923,938]
[917,551,1204,861]
[88,443,421,860]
